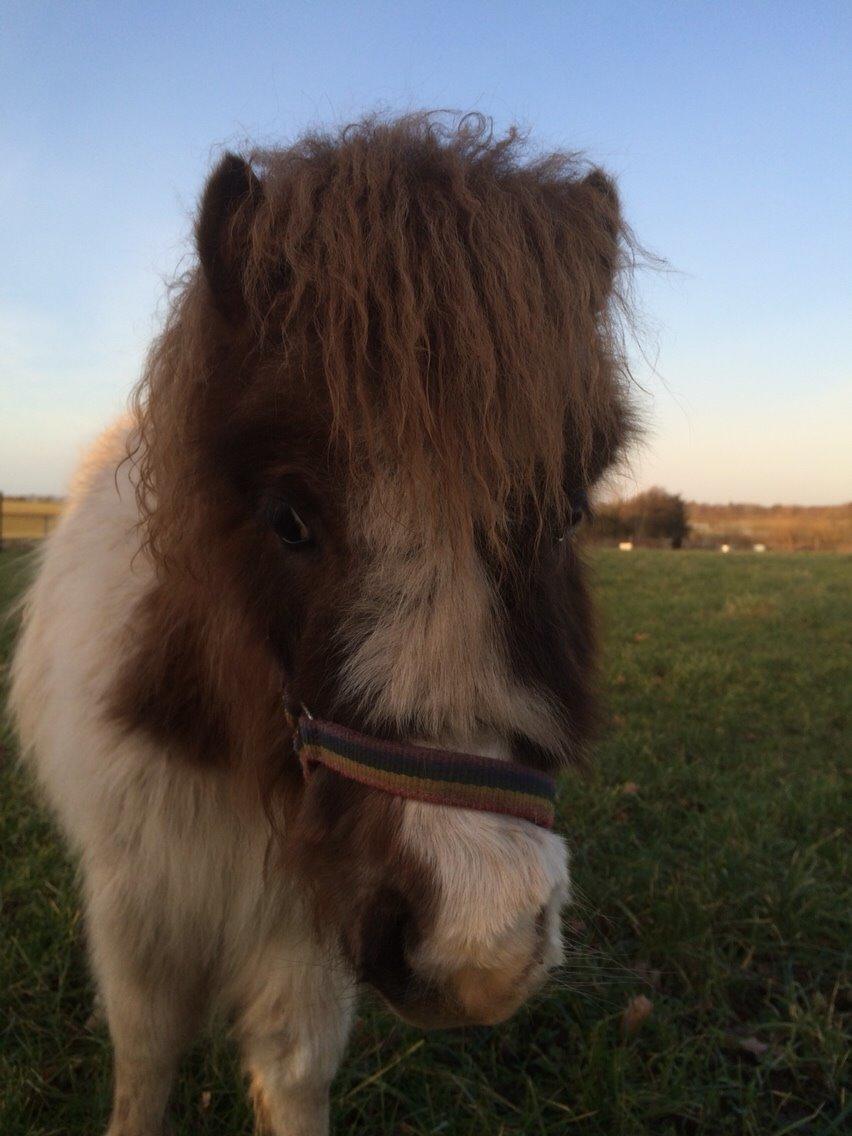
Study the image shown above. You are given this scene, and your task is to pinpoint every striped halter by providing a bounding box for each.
[288,709,557,830]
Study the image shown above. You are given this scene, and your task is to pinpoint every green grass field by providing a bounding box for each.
[1,548,849,1135]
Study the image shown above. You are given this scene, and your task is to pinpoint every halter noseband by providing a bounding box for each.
[288,709,557,830]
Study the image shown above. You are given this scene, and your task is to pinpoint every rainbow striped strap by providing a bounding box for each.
[294,714,557,829]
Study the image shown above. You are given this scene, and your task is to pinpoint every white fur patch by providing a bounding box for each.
[339,477,569,755]
[400,798,569,977]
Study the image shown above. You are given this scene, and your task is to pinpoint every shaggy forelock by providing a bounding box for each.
[131,111,634,563]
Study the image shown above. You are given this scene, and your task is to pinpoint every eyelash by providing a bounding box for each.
[557,504,586,542]
[266,499,313,547]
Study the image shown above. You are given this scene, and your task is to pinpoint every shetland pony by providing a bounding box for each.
[10,113,634,1135]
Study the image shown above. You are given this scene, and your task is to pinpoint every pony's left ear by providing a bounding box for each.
[196,153,263,323]
[575,169,622,310]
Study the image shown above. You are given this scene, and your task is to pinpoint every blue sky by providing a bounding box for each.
[1,1,849,503]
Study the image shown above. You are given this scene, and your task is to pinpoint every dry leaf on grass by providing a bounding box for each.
[622,994,653,1037]
[200,1090,212,1110]
[737,1036,769,1059]
[621,781,640,795]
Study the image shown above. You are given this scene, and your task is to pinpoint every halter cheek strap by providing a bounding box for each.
[289,712,557,830]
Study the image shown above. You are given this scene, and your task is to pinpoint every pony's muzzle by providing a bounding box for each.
[358,883,563,1029]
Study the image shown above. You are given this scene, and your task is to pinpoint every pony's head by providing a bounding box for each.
[117,114,634,1027]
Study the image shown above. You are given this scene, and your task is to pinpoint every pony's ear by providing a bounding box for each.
[575,169,622,310]
[196,153,263,323]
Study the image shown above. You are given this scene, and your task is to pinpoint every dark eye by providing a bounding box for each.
[267,499,313,547]
[557,491,589,542]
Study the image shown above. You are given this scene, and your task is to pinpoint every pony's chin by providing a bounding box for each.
[377,990,514,1030]
[373,960,550,1030]
[382,997,472,1030]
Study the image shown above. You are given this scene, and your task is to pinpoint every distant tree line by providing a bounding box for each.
[687,501,852,552]
[589,488,689,548]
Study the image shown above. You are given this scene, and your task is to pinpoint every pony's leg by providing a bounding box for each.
[236,950,356,1136]
[87,884,205,1136]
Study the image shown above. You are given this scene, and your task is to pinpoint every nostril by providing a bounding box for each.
[533,903,549,963]
[357,888,417,1001]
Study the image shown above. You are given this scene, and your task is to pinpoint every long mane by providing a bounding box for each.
[131,112,635,560]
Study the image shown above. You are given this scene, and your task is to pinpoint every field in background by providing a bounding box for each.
[0,498,64,541]
[1,548,849,1135]
[687,502,852,553]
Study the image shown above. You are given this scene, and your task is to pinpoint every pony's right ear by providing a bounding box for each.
[196,153,262,323]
